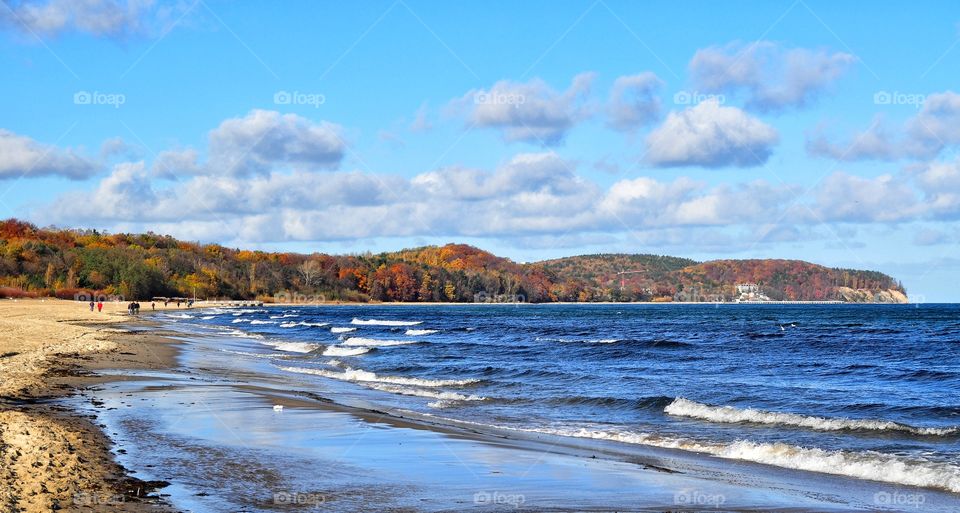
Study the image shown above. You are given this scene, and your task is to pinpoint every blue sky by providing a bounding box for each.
[1,0,959,300]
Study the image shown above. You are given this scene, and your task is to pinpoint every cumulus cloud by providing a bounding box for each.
[0,0,191,38]
[644,100,779,168]
[905,91,960,158]
[0,128,99,179]
[809,172,922,223]
[805,116,899,161]
[452,73,595,145]
[913,157,960,218]
[690,41,854,112]
[207,110,345,176]
[808,92,960,163]
[606,72,663,131]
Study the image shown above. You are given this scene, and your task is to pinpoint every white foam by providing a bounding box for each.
[270,314,299,319]
[322,346,371,357]
[264,341,320,353]
[665,398,960,436]
[351,318,422,326]
[519,425,960,493]
[330,327,357,334]
[222,328,264,340]
[405,329,438,336]
[342,337,418,347]
[231,318,248,324]
[279,321,329,328]
[200,315,215,320]
[366,383,485,402]
[164,313,194,319]
[278,365,479,387]
[250,320,276,325]
[536,337,619,344]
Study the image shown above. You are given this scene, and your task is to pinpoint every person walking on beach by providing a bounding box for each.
[152,302,156,310]
[89,300,95,312]
[97,301,103,312]
[127,302,134,315]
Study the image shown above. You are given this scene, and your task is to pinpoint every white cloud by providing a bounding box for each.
[905,91,960,158]
[0,128,99,179]
[208,110,345,176]
[0,0,191,38]
[644,100,779,168]
[805,117,899,161]
[690,41,854,112]
[606,72,663,131]
[808,92,960,163]
[452,73,595,145]
[809,172,921,223]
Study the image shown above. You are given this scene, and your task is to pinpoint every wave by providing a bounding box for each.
[322,346,371,357]
[405,329,438,336]
[221,328,264,340]
[279,321,330,328]
[269,314,299,319]
[351,318,422,326]
[330,327,357,333]
[536,337,620,344]
[250,320,276,325]
[342,337,418,347]
[231,318,249,324]
[521,426,960,493]
[200,315,215,320]
[664,398,960,436]
[366,383,485,402]
[278,365,479,387]
[549,395,674,410]
[163,313,195,319]
[263,341,320,353]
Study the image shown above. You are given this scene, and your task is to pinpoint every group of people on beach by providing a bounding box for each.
[127,302,142,315]
[88,300,103,312]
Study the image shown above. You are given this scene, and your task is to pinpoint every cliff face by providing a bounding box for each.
[837,287,909,304]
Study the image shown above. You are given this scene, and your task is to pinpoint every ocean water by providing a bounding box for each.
[161,304,960,496]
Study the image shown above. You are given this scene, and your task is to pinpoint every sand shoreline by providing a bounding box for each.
[0,299,179,513]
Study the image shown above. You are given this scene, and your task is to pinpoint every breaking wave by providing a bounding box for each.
[322,346,372,357]
[351,318,422,326]
[665,398,960,436]
[278,365,479,387]
[342,337,418,347]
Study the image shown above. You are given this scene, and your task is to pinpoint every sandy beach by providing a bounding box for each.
[0,299,176,513]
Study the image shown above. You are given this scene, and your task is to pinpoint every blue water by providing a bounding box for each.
[160,304,960,494]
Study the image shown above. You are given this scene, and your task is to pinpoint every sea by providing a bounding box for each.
[157,303,960,496]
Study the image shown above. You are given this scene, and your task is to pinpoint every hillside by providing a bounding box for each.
[0,219,906,303]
